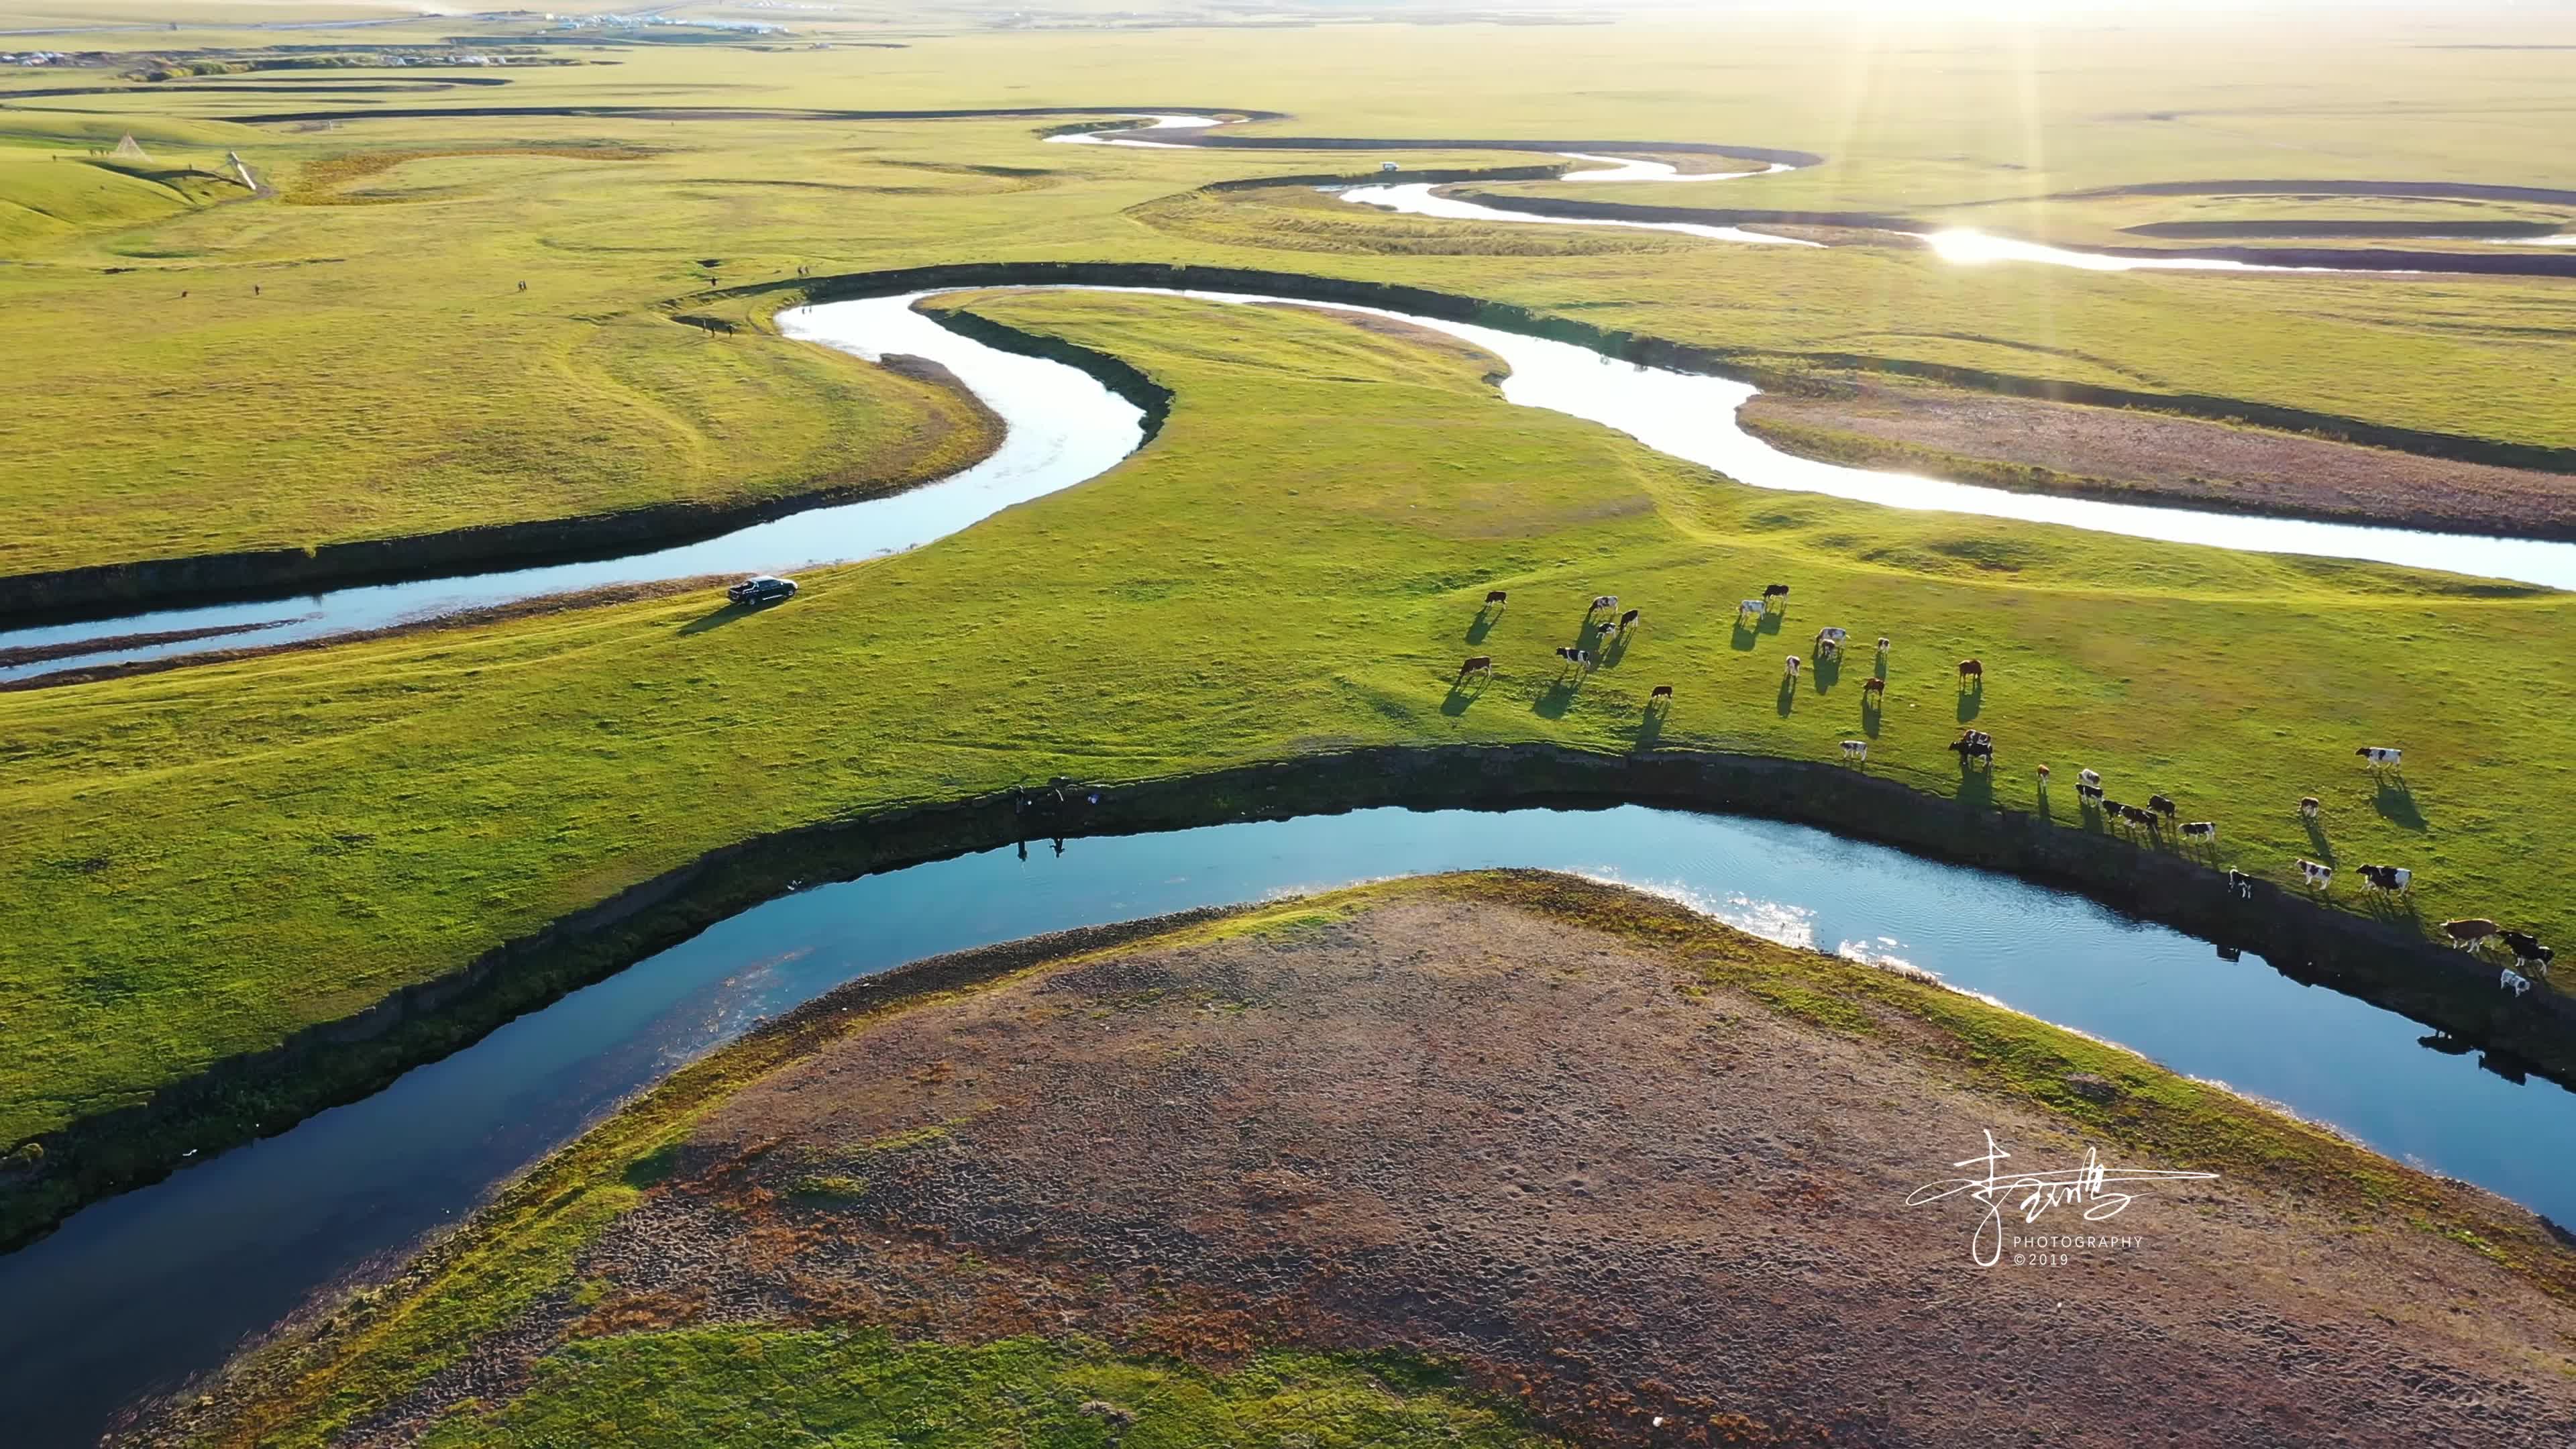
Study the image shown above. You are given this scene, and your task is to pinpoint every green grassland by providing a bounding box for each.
[166,873,2576,1448]
[4,287,2571,1171]
[4,15,2576,573]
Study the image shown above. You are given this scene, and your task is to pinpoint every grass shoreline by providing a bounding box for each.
[9,256,2575,621]
[8,740,2565,1256]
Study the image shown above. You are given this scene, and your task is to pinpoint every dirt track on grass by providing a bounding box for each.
[331,884,2576,1448]
[1741,377,2576,538]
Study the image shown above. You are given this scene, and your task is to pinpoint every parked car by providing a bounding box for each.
[726,574,798,606]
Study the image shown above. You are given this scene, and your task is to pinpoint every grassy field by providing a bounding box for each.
[4,286,2572,1175]
[5,13,2576,574]
[156,872,2576,1448]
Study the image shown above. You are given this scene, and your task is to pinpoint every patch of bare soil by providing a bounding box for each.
[354,893,2576,1447]
[1741,379,2576,537]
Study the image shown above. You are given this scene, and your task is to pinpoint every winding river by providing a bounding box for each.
[1059,113,2465,273]
[6,802,2573,1447]
[7,283,2571,684]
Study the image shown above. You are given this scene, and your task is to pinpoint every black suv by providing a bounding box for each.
[726,574,798,606]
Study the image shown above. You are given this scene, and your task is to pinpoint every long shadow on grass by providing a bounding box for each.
[1956,687,1982,723]
[678,603,754,636]
[1634,704,1664,749]
[2375,780,2427,831]
[2303,817,2336,865]
[1811,652,1840,692]
[1534,674,1582,719]
[1466,608,1499,645]
[1775,676,1797,716]
[1730,619,1759,652]
[1955,759,1995,810]
[1440,675,1489,716]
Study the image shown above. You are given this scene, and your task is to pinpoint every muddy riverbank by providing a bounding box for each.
[143,875,2576,1448]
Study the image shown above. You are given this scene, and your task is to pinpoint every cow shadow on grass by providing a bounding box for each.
[2373,780,2426,831]
[1634,704,1664,750]
[1860,696,1883,739]
[1534,674,1582,720]
[1440,674,1489,716]
[1466,610,1498,645]
[1955,689,1982,723]
[1731,617,1760,651]
[2302,817,2335,865]
[1811,652,1841,692]
[677,603,753,636]
[1776,675,1799,716]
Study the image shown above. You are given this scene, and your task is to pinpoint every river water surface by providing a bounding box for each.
[9,284,2570,683]
[5,802,2573,1447]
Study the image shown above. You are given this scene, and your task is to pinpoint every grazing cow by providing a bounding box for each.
[2036,765,2051,784]
[1957,729,1992,749]
[2499,928,2546,961]
[1554,646,1593,669]
[2297,859,2334,890]
[2356,746,2402,770]
[1484,589,1509,606]
[2076,782,2104,802]
[1619,608,1641,631]
[1648,684,1673,704]
[1458,655,1493,679]
[2227,869,2255,899]
[1861,676,1886,700]
[2148,794,2177,818]
[1949,739,1994,766]
[2502,969,2533,998]
[1595,621,1619,644]
[1783,655,1802,680]
[1737,598,1767,622]
[1876,636,1892,655]
[2443,918,2500,949]
[1589,594,1619,614]
[2182,821,2217,841]
[2299,796,2320,820]
[2520,945,2555,976]
[1957,658,1983,686]
[1762,583,1790,606]
[2078,769,2101,789]
[2120,804,2157,828]
[1813,627,1848,656]
[2357,863,2411,894]
[1841,739,1868,763]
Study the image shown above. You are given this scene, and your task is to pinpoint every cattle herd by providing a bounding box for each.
[1458,586,2553,992]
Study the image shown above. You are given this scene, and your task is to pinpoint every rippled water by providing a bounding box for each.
[6,803,2569,1448]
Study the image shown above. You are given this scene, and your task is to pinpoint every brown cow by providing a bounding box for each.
[1458,655,1493,679]
[1483,589,1508,606]
[1649,684,1673,704]
[2443,918,2501,949]
[1861,677,1885,699]
[1957,658,1983,685]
